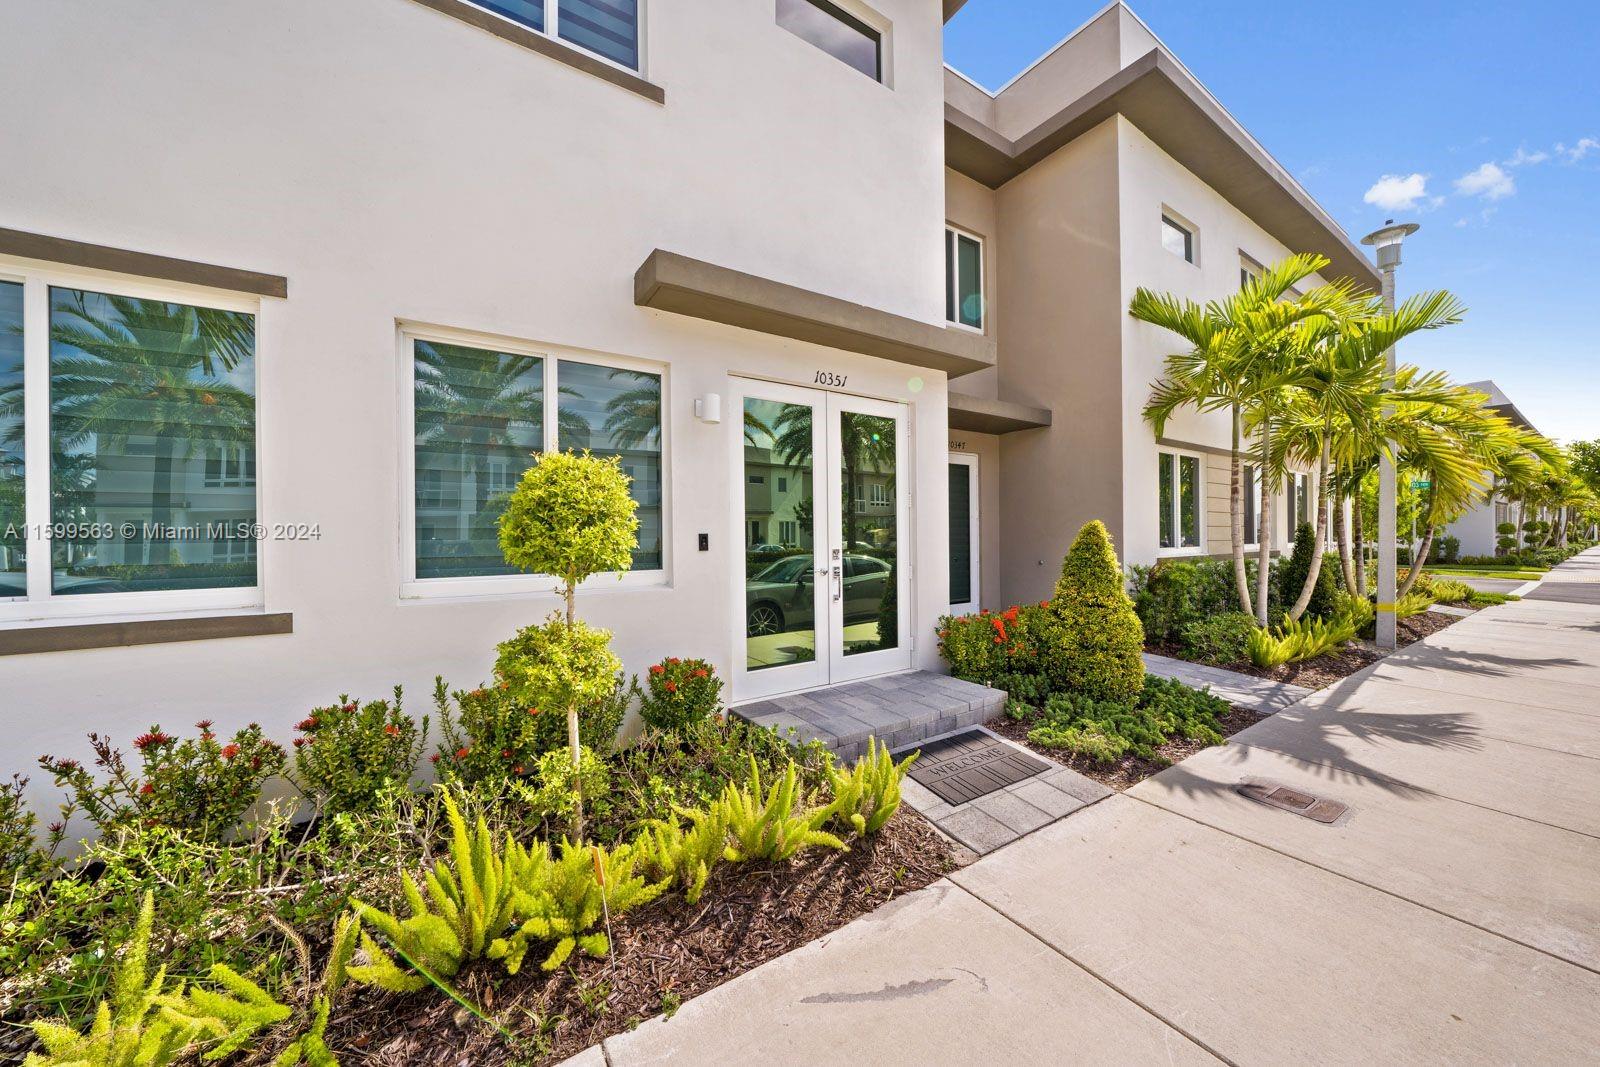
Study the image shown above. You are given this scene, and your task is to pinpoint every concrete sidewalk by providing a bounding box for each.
[585,548,1600,1067]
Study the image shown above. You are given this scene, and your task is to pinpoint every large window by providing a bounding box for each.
[0,272,259,614]
[777,0,882,81]
[945,227,984,330]
[472,0,640,71]
[1158,450,1201,551]
[409,335,662,585]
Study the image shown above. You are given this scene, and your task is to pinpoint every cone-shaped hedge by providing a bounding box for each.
[1045,520,1145,702]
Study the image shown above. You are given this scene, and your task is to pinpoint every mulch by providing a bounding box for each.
[1152,610,1461,691]
[311,812,954,1066]
[985,703,1267,793]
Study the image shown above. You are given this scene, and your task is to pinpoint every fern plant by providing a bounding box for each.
[348,788,519,992]
[722,756,846,862]
[161,963,290,1061]
[490,840,665,973]
[820,739,917,837]
[637,801,731,904]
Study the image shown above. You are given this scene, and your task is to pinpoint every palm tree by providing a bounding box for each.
[1134,253,1338,618]
[771,405,893,553]
[43,292,255,566]
[413,341,543,514]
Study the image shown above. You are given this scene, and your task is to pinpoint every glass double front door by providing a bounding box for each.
[735,380,909,700]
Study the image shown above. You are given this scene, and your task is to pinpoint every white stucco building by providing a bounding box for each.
[0,1,1377,797]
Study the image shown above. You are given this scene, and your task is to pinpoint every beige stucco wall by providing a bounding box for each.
[991,117,1124,604]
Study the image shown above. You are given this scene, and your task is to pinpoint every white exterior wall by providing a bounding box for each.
[1116,117,1325,566]
[0,0,951,806]
[1447,498,1502,557]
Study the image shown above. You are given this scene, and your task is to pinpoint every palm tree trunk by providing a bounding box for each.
[1287,435,1333,621]
[1334,484,1355,594]
[1229,404,1249,613]
[1253,415,1273,626]
[1398,521,1435,599]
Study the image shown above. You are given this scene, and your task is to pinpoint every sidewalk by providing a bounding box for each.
[581,548,1600,1066]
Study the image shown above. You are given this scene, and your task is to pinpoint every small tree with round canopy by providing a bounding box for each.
[496,450,638,839]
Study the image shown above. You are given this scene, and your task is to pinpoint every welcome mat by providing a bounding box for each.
[903,729,1050,806]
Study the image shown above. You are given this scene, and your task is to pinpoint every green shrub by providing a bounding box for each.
[290,687,427,815]
[1044,521,1145,702]
[1179,612,1256,666]
[1129,558,1238,644]
[1025,675,1224,763]
[1469,590,1519,606]
[936,603,1049,685]
[1396,592,1434,619]
[1246,627,1294,668]
[991,670,1049,708]
[433,673,631,785]
[40,722,285,843]
[636,802,731,904]
[1426,578,1473,604]
[640,656,724,731]
[1278,523,1338,619]
[819,738,917,837]
[509,749,613,828]
[1247,614,1357,667]
[721,757,846,863]
[1434,535,1460,563]
[1332,591,1375,632]
[2,773,55,883]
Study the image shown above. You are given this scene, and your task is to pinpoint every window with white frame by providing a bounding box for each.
[471,0,641,71]
[778,519,797,545]
[0,272,259,612]
[1158,450,1202,550]
[1243,464,1260,545]
[945,226,984,330]
[409,335,663,582]
[1161,214,1195,263]
[777,0,882,82]
[1285,472,1311,534]
[1240,254,1262,290]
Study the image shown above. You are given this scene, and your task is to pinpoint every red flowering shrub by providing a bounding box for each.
[39,721,285,842]
[639,656,723,732]
[432,673,631,786]
[288,686,427,815]
[936,603,1050,685]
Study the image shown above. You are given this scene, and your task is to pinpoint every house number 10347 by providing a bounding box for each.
[813,371,848,387]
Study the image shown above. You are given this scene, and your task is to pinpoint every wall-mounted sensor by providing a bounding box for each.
[694,393,723,423]
[698,533,709,552]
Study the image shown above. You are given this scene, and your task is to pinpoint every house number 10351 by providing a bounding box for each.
[813,371,848,388]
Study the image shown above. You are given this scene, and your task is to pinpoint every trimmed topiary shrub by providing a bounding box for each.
[1278,523,1338,620]
[1434,534,1460,564]
[1043,520,1144,703]
[1180,611,1257,666]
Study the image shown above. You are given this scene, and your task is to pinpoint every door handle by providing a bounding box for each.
[832,565,842,602]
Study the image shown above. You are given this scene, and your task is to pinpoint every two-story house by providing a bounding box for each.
[0,1,1378,795]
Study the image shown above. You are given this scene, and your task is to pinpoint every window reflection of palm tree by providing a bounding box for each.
[40,292,255,565]
[771,406,893,553]
[413,342,543,515]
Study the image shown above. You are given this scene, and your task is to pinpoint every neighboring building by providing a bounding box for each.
[0,1,1379,797]
[940,2,1379,608]
[1444,380,1545,557]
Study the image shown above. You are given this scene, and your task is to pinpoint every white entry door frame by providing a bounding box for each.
[730,378,911,702]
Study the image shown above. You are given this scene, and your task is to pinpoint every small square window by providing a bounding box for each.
[1162,215,1194,263]
[777,0,882,82]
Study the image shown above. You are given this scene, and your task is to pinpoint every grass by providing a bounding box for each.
[1425,565,1545,581]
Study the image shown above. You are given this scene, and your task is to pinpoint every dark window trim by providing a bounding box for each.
[784,0,884,83]
[1161,214,1194,263]
[408,0,664,104]
[0,227,286,298]
[0,612,292,656]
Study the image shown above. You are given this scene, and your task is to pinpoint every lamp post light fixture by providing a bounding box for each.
[1361,219,1420,649]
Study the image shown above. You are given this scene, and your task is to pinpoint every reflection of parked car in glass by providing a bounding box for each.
[745,553,891,637]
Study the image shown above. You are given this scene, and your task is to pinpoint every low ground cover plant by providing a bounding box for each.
[1018,675,1227,764]
[1246,614,1358,668]
[1179,612,1257,666]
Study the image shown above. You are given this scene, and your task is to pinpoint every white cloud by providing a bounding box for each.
[1505,146,1549,167]
[1556,137,1598,162]
[1455,161,1515,200]
[1363,173,1430,211]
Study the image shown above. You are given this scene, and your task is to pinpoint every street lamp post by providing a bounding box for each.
[1361,219,1419,650]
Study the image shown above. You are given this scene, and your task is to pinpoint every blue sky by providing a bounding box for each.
[946,0,1600,445]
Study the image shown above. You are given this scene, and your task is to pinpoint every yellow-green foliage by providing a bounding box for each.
[348,789,520,992]
[1426,578,1473,604]
[1046,521,1146,702]
[1331,592,1375,632]
[498,449,638,582]
[273,997,335,1067]
[637,802,731,904]
[494,615,623,722]
[821,738,917,837]
[25,891,307,1067]
[489,841,665,973]
[722,756,846,863]
[1396,591,1436,618]
[1247,614,1357,667]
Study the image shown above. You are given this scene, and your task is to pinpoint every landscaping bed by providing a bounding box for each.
[987,702,1265,793]
[319,811,952,1066]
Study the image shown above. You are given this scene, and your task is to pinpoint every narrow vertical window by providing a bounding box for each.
[1158,454,1175,549]
[557,360,662,570]
[945,228,984,329]
[0,282,23,597]
[1243,464,1258,546]
[1179,454,1201,548]
[49,288,257,594]
[948,461,972,606]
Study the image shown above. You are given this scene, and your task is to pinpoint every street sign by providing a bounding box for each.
[1411,479,1431,489]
